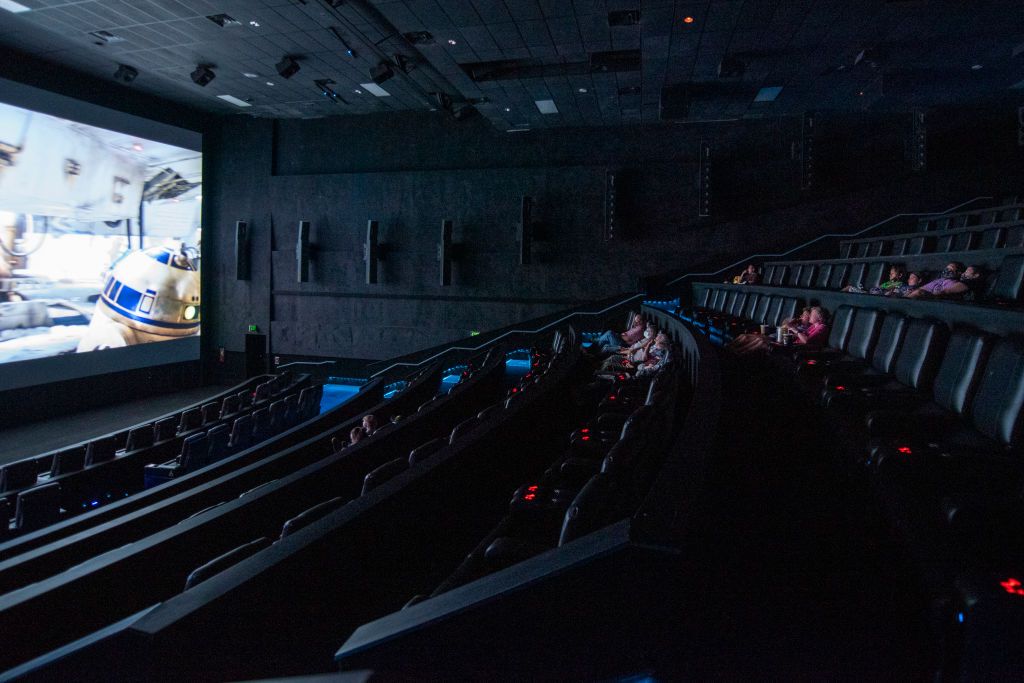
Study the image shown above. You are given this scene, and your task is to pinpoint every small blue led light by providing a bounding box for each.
[91,500,99,507]
[957,612,964,623]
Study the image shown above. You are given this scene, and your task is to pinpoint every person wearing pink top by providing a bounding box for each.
[728,307,829,355]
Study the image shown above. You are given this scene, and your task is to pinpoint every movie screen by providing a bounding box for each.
[0,100,201,366]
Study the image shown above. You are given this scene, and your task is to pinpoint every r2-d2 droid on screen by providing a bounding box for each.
[77,244,200,351]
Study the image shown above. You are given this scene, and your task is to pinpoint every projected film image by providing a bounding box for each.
[0,101,201,365]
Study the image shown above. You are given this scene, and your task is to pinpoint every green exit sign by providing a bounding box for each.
[247,324,259,333]
[469,330,480,336]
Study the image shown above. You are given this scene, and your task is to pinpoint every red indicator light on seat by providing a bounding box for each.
[897,446,912,454]
[527,485,538,492]
[581,435,590,441]
[580,428,589,433]
[511,387,518,393]
[523,493,536,501]
[608,395,616,400]
[1000,578,1024,596]
[806,360,817,365]
[835,385,846,391]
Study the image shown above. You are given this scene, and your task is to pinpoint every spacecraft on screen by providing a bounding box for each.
[76,244,200,352]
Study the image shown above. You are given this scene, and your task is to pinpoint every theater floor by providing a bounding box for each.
[0,383,233,465]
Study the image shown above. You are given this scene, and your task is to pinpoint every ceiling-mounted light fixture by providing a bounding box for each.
[276,56,300,79]
[190,64,216,86]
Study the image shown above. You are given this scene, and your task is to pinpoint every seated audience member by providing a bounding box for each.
[362,414,378,435]
[869,266,906,295]
[593,314,645,352]
[781,307,812,333]
[960,265,985,300]
[600,325,655,372]
[728,307,829,355]
[636,333,672,377]
[737,264,760,285]
[886,272,921,297]
[907,262,969,299]
[349,426,366,446]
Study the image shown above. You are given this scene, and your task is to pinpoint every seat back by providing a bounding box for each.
[408,438,447,467]
[752,296,771,324]
[219,395,240,419]
[863,262,886,290]
[741,293,760,320]
[178,408,202,433]
[695,289,711,308]
[827,306,856,351]
[251,408,272,442]
[449,416,480,445]
[206,424,231,464]
[269,400,287,433]
[200,402,220,425]
[154,416,178,443]
[845,308,883,360]
[770,265,789,286]
[0,459,38,493]
[85,436,118,466]
[798,265,817,288]
[1006,225,1024,249]
[891,318,947,391]
[979,227,1005,250]
[730,292,748,317]
[15,483,60,532]
[828,264,849,290]
[237,390,253,410]
[49,446,86,477]
[773,298,799,327]
[838,243,852,259]
[890,238,909,256]
[787,265,803,287]
[179,432,210,473]
[228,414,253,451]
[869,313,908,374]
[852,242,869,258]
[763,265,776,284]
[253,382,272,403]
[969,337,1024,448]
[280,497,345,538]
[763,297,783,327]
[951,231,976,252]
[721,291,739,316]
[931,329,990,416]
[361,458,409,496]
[298,386,318,419]
[125,425,154,452]
[867,240,886,257]
[283,395,299,428]
[991,254,1024,302]
[558,474,619,546]
[815,264,833,289]
[847,262,867,289]
[184,537,271,590]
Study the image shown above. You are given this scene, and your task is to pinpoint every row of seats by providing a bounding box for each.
[426,338,679,598]
[756,255,1024,305]
[914,205,1022,232]
[839,222,1024,259]
[144,385,322,488]
[680,290,800,344]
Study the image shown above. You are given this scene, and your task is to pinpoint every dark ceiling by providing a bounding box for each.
[0,0,1022,131]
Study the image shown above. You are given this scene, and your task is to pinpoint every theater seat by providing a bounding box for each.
[206,424,231,464]
[0,459,38,494]
[449,416,480,445]
[558,474,620,546]
[219,395,240,419]
[49,446,86,478]
[154,416,178,443]
[990,254,1024,304]
[280,497,345,538]
[15,483,60,532]
[84,436,118,466]
[361,458,408,496]
[125,425,154,452]
[283,395,299,428]
[237,390,253,410]
[253,382,272,403]
[251,408,272,443]
[200,402,220,425]
[179,432,210,473]
[228,415,253,452]
[184,537,271,590]
[178,408,202,434]
[483,537,551,568]
[408,438,446,466]
[268,400,287,434]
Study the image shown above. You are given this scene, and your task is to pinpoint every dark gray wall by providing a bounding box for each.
[205,107,1020,363]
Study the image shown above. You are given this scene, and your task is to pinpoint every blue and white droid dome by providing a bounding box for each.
[97,245,200,337]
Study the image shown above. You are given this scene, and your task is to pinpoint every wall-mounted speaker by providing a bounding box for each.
[438,219,453,287]
[910,109,926,172]
[519,196,533,265]
[800,112,815,190]
[296,220,310,283]
[698,142,711,217]
[235,221,250,281]
[365,220,380,284]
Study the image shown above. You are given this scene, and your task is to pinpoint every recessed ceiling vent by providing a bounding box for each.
[608,10,640,27]
[88,30,124,45]
[207,14,241,27]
